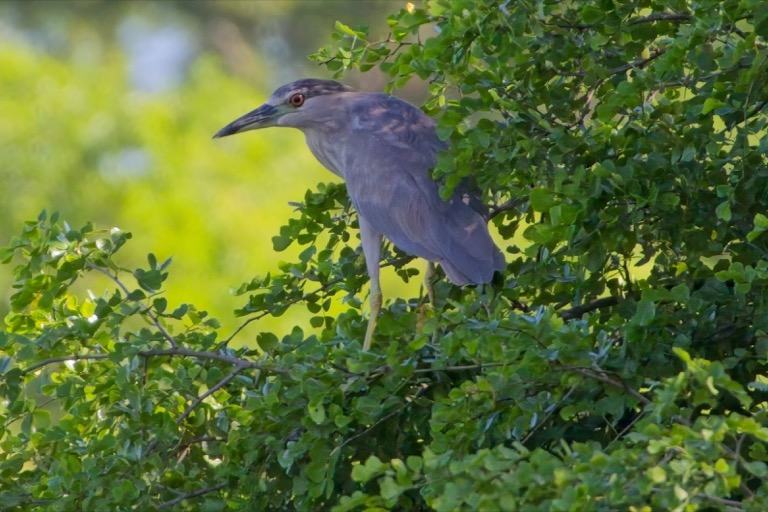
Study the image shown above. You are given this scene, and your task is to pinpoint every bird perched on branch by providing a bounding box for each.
[214,78,505,350]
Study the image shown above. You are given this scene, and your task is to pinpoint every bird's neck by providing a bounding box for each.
[304,128,346,179]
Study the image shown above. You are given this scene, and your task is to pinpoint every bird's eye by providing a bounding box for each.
[289,93,305,107]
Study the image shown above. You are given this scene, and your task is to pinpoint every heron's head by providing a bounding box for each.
[213,79,355,138]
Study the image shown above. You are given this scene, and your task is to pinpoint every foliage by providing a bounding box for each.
[3,0,768,510]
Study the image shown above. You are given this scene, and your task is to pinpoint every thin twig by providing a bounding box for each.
[21,353,109,375]
[219,275,346,347]
[608,410,648,450]
[176,365,249,424]
[522,383,580,444]
[330,382,430,456]
[86,261,178,348]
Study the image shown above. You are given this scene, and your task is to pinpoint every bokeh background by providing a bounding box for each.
[0,0,424,341]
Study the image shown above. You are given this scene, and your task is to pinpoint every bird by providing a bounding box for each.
[214,78,505,350]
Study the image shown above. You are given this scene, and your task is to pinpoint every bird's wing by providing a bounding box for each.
[343,94,504,285]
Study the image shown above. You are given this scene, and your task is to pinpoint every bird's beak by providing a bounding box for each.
[212,103,281,138]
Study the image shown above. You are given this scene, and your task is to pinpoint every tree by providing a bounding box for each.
[3,0,768,510]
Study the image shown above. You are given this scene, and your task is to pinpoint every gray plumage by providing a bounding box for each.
[341,92,504,284]
[214,79,505,348]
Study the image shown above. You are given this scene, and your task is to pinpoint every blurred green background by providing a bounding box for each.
[0,0,424,342]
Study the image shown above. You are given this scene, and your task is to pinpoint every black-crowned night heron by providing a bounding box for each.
[214,79,505,350]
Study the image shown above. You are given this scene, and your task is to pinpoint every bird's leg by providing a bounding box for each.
[359,218,382,351]
[421,261,441,345]
[424,262,437,306]
[364,279,382,351]
[415,262,436,334]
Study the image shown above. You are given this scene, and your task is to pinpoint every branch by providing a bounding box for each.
[522,384,580,444]
[157,482,227,510]
[569,77,604,128]
[176,365,248,425]
[140,347,289,374]
[21,353,109,375]
[558,296,620,320]
[627,13,692,25]
[695,494,744,509]
[546,12,692,30]
[219,274,346,347]
[488,196,528,221]
[608,47,667,76]
[330,382,430,455]
[412,362,505,374]
[727,99,768,131]
[21,347,288,378]
[542,19,592,30]
[556,47,667,79]
[86,261,178,348]
[562,365,651,406]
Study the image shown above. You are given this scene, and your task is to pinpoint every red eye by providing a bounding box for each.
[289,93,305,107]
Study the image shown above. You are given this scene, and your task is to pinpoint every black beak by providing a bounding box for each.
[213,104,280,138]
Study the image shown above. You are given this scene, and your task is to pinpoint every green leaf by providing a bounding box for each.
[716,201,732,222]
[580,5,604,24]
[379,476,405,500]
[669,284,690,302]
[702,98,726,115]
[272,235,293,251]
[634,300,656,326]
[334,21,367,39]
[529,187,556,212]
[308,402,326,424]
[351,456,388,482]
[748,213,768,241]
[153,297,167,314]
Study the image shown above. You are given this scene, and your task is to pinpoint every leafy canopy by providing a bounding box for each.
[3,0,768,510]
